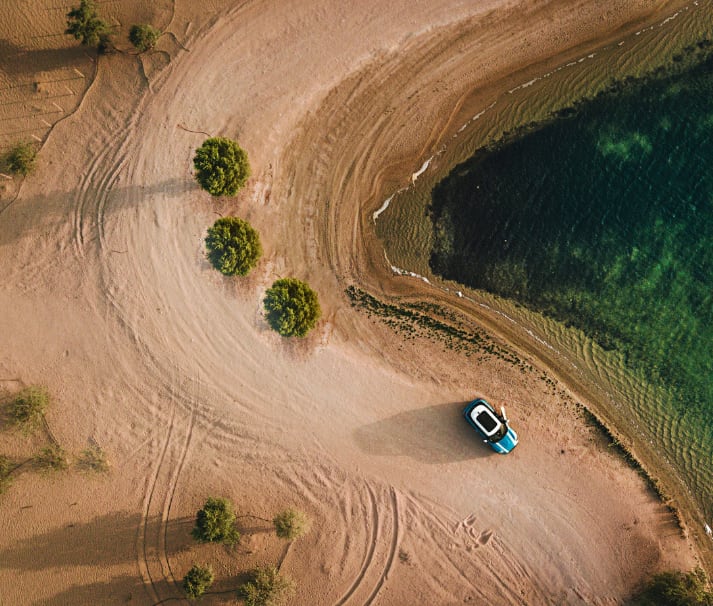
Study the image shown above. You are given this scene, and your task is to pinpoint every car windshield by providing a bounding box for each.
[476,409,498,433]
[474,408,509,442]
[489,423,508,442]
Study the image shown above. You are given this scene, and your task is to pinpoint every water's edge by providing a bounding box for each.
[373,0,713,568]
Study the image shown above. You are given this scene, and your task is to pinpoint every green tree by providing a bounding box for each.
[192,497,240,545]
[77,444,109,474]
[206,217,262,276]
[129,24,160,52]
[183,564,214,599]
[629,569,713,606]
[273,508,309,540]
[34,444,69,473]
[10,386,49,433]
[264,278,321,338]
[193,137,250,196]
[65,0,110,47]
[240,566,295,606]
[5,142,37,176]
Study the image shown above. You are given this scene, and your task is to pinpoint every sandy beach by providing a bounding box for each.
[0,1,706,604]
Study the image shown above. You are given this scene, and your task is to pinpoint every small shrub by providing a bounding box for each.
[66,0,110,47]
[629,568,713,605]
[240,566,295,606]
[183,564,214,599]
[6,142,37,176]
[192,496,240,545]
[77,444,109,474]
[129,24,160,52]
[264,278,321,338]
[193,137,251,197]
[10,386,49,432]
[0,456,13,495]
[34,444,69,473]
[273,508,309,540]
[205,217,262,276]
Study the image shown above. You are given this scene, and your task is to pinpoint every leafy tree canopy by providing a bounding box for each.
[10,386,49,432]
[192,496,240,545]
[5,142,37,176]
[193,137,251,197]
[240,566,295,606]
[273,508,310,540]
[129,24,160,52]
[206,217,262,276]
[183,564,214,599]
[629,569,713,606]
[34,444,69,473]
[264,278,321,338]
[66,0,110,47]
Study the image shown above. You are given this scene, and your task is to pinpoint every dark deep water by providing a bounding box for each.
[429,49,713,514]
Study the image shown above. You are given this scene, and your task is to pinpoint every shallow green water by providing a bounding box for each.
[429,50,713,516]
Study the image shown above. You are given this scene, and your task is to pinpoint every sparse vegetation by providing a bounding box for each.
[77,444,109,474]
[345,285,527,368]
[273,508,309,540]
[205,217,262,276]
[0,456,13,495]
[240,566,295,606]
[5,141,38,176]
[183,564,214,599]
[65,0,110,48]
[192,496,240,545]
[193,137,251,196]
[628,568,713,605]
[128,23,160,52]
[10,386,49,433]
[264,278,321,338]
[34,444,69,473]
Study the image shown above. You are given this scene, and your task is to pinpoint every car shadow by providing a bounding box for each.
[353,401,494,464]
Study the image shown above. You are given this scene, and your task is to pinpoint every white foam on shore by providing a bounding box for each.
[456,102,496,134]
[372,193,396,222]
[661,12,680,26]
[387,256,561,354]
[390,264,431,284]
[372,0,702,362]
[411,156,433,183]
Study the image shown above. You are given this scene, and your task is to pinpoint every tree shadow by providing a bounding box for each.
[42,574,146,606]
[0,39,92,80]
[1,510,140,570]
[353,401,493,464]
[0,177,199,249]
[1,510,191,571]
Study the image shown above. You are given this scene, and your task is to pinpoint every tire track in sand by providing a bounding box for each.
[73,137,132,258]
[69,54,145,260]
[364,488,400,606]
[333,483,380,606]
[136,374,196,603]
[334,485,400,606]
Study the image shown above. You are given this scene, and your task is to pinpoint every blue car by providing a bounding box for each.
[463,398,518,454]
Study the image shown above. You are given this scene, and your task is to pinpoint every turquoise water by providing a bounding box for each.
[429,49,713,515]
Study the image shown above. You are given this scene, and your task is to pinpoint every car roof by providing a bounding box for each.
[468,403,501,437]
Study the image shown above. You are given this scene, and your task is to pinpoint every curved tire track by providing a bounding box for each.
[364,488,400,606]
[333,483,380,606]
[333,484,401,606]
[136,378,196,604]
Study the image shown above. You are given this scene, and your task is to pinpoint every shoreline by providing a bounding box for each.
[371,0,713,571]
[0,1,708,603]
